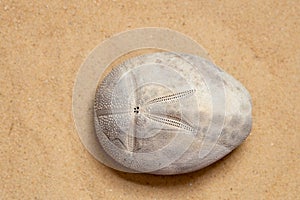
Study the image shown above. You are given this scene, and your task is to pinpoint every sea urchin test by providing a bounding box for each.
[94,52,252,175]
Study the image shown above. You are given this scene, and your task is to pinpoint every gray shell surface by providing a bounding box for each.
[94,52,252,175]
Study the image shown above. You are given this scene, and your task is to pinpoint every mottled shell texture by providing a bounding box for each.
[94,52,252,175]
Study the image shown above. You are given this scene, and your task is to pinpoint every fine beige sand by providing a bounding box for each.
[1,1,299,199]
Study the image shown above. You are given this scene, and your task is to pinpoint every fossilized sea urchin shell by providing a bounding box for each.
[94,52,252,175]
